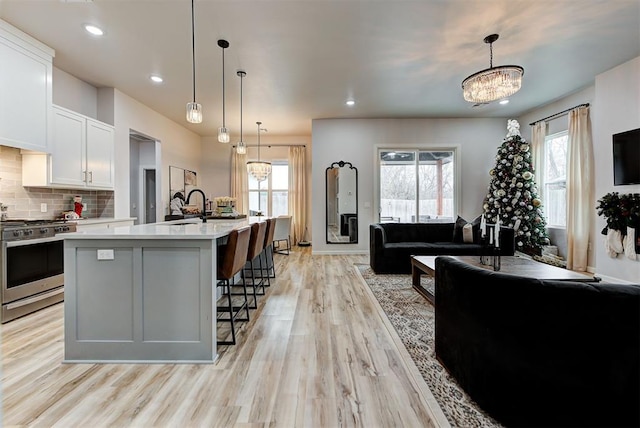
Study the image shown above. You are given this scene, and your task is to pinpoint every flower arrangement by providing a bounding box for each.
[214,196,236,207]
[596,192,640,235]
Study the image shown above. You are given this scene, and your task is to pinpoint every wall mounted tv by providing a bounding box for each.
[612,128,640,186]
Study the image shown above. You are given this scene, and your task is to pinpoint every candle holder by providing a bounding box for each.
[479,235,501,271]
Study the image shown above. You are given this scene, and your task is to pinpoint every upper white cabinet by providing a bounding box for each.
[22,105,115,190]
[0,19,54,152]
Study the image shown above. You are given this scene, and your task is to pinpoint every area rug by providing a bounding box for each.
[355,264,502,428]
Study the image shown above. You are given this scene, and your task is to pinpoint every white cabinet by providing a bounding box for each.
[0,19,54,152]
[74,218,136,231]
[22,105,115,190]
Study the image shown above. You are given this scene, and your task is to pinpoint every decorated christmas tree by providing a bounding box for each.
[482,119,550,255]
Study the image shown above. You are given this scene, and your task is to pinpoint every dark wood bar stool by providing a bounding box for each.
[216,225,251,346]
[262,217,276,281]
[244,221,267,308]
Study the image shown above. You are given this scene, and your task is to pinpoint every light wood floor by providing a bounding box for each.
[1,247,448,427]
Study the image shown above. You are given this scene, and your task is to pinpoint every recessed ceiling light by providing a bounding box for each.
[150,75,163,83]
[84,24,104,36]
[499,99,510,105]
[346,100,355,106]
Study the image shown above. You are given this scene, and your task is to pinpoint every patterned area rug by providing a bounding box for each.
[355,264,502,428]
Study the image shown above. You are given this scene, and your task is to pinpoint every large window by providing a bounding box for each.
[248,162,288,216]
[378,149,455,222]
[543,131,568,228]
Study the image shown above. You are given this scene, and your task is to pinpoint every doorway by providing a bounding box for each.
[144,168,156,223]
[130,130,161,224]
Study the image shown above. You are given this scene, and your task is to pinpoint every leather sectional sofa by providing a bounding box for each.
[369,221,515,274]
[434,256,640,427]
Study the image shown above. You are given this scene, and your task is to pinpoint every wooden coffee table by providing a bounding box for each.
[411,255,596,304]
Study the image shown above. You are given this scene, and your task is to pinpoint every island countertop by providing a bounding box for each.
[63,217,266,240]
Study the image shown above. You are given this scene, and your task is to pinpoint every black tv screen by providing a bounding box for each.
[613,128,640,186]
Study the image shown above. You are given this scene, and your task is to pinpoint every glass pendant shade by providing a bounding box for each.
[247,161,272,182]
[461,34,524,104]
[236,141,246,154]
[218,126,230,143]
[186,102,202,123]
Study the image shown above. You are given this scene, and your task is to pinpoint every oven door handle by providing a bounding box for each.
[6,236,64,247]
[5,287,64,310]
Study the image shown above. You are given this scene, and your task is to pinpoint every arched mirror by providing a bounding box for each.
[326,161,358,244]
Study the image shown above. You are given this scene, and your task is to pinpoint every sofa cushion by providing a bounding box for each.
[453,215,482,243]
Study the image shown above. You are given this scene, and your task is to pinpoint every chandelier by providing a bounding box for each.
[185,0,202,123]
[247,122,271,181]
[462,34,524,104]
[217,39,230,142]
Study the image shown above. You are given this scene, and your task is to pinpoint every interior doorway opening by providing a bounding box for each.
[129,130,161,224]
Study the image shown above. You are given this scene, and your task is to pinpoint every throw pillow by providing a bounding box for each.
[470,214,482,244]
[462,223,474,243]
[453,215,468,243]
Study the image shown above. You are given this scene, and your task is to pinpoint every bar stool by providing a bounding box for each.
[216,225,251,346]
[262,217,276,281]
[244,221,267,308]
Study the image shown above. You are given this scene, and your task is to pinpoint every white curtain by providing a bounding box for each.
[288,146,307,245]
[566,106,594,271]
[230,151,248,215]
[531,121,547,196]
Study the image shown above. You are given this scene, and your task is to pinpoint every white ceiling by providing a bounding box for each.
[1,0,639,138]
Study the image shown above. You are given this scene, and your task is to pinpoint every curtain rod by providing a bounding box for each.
[529,103,590,126]
[231,144,306,148]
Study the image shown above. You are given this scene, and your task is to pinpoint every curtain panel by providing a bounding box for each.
[288,146,307,245]
[566,106,594,271]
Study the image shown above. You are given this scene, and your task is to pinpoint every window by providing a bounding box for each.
[248,162,288,216]
[543,131,568,227]
[378,149,456,222]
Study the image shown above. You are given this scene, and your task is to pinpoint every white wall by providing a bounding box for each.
[311,118,508,254]
[52,67,98,118]
[107,88,202,219]
[593,56,640,283]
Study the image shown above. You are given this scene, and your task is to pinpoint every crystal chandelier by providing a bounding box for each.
[185,0,202,123]
[247,122,271,181]
[217,39,230,142]
[236,70,247,154]
[462,34,524,104]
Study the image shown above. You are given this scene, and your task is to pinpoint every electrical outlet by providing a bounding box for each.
[97,249,114,260]
[40,203,47,213]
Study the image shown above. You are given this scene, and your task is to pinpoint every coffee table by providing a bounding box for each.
[411,255,596,304]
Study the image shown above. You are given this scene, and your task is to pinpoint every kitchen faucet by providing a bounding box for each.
[186,189,207,223]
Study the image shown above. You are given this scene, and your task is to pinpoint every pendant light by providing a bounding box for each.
[247,121,271,181]
[185,0,202,123]
[236,70,247,154]
[217,39,230,143]
[461,34,524,104]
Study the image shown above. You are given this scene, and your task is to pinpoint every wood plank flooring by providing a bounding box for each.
[1,247,449,427]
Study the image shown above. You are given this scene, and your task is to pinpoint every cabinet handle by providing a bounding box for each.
[83,170,87,182]
[89,171,93,183]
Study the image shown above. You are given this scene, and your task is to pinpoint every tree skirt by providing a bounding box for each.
[355,264,502,428]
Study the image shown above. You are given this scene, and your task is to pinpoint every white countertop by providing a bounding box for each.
[63,217,267,240]
[72,217,137,225]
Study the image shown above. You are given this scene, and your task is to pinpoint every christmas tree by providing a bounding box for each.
[482,119,550,255]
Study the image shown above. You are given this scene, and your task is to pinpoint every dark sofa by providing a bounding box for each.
[434,256,640,428]
[369,222,515,274]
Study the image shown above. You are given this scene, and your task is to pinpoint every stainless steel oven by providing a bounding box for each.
[1,220,76,323]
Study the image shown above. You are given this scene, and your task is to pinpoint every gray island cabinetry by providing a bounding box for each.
[63,218,250,363]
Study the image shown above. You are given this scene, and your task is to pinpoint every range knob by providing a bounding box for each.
[24,229,34,235]
[12,230,23,237]
[54,226,63,233]
[40,228,48,234]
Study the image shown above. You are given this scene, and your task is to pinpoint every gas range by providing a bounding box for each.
[1,219,76,242]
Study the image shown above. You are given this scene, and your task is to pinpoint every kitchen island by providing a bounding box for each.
[63,217,259,363]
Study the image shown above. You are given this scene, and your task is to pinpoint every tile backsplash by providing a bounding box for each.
[0,146,114,220]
